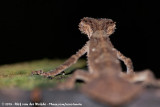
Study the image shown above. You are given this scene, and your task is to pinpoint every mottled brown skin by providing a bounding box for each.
[32,17,160,106]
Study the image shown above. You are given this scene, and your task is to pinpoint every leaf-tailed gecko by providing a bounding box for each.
[32,17,160,106]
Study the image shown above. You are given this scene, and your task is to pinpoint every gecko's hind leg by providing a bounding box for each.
[131,69,160,87]
[56,69,92,90]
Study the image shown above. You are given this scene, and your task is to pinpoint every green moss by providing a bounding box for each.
[0,59,86,90]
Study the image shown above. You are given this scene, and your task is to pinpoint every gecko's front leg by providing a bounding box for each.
[56,69,92,90]
[32,43,88,78]
[113,48,134,75]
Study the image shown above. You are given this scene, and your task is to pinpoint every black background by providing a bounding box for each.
[0,0,160,77]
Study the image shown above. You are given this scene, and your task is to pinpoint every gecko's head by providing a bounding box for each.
[79,17,116,38]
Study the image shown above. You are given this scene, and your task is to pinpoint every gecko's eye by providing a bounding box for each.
[79,17,94,38]
[106,22,116,36]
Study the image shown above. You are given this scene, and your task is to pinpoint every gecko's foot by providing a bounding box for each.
[40,73,53,79]
[32,70,44,75]
[141,81,160,89]
[32,70,53,79]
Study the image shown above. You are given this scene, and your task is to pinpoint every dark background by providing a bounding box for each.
[0,0,160,77]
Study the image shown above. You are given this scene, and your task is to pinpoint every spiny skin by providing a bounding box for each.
[79,17,134,75]
[32,17,160,106]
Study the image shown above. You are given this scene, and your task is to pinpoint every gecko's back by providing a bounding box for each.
[87,30,122,76]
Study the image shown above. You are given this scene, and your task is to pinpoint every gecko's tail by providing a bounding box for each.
[81,75,142,106]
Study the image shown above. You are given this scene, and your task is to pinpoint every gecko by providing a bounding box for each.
[32,17,160,106]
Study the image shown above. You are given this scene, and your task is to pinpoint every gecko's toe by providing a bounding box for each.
[32,70,54,79]
[32,70,44,75]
